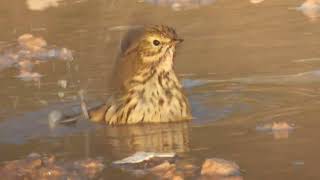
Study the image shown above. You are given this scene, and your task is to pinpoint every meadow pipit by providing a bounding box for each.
[82,25,192,125]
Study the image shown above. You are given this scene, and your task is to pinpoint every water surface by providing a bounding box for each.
[1,0,320,179]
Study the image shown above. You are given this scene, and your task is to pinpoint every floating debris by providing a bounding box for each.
[200,158,241,177]
[113,152,176,165]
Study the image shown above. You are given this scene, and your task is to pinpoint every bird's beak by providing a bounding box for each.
[173,38,184,44]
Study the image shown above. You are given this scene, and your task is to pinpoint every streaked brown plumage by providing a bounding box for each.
[83,25,192,125]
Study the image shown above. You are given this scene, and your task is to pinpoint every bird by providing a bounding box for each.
[81,25,192,125]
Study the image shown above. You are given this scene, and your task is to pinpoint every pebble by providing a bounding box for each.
[200,158,241,176]
[256,122,294,139]
[0,153,104,179]
[271,122,294,131]
[147,161,186,180]
[18,33,47,51]
[298,0,320,20]
[0,33,74,83]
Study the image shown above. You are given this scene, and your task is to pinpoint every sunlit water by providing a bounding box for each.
[1,0,320,179]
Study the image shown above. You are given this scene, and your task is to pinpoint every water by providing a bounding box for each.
[1,0,320,179]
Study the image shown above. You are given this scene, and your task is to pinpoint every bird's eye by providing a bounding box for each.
[153,40,160,46]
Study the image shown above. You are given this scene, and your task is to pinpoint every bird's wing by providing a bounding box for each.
[109,27,146,92]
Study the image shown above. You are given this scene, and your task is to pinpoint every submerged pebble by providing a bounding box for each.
[17,60,34,71]
[271,122,294,131]
[297,0,320,21]
[200,158,241,177]
[0,54,19,70]
[0,33,73,82]
[18,33,47,51]
[256,122,294,139]
[256,122,294,132]
[73,158,105,179]
[149,161,183,180]
[0,153,104,179]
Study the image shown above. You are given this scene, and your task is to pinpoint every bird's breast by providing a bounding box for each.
[121,70,190,124]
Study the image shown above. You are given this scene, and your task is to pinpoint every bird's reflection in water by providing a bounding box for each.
[298,0,320,21]
[104,122,190,154]
[144,0,215,11]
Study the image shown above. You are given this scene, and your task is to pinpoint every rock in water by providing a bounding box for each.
[201,158,241,177]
